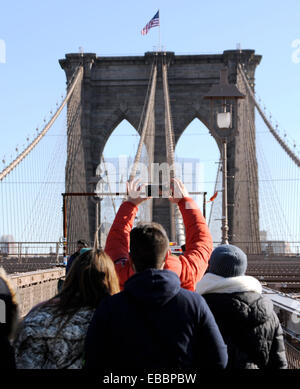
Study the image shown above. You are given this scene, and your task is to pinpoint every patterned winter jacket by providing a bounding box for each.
[13,303,95,369]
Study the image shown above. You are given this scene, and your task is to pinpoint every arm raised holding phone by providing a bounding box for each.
[105,178,213,291]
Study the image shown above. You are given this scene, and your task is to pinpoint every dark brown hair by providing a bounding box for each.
[130,222,169,273]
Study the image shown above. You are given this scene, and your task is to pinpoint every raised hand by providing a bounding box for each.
[126,179,148,206]
[169,178,190,204]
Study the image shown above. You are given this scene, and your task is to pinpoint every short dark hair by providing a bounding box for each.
[130,222,169,273]
[77,239,88,247]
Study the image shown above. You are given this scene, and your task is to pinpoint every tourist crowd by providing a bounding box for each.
[0,179,287,370]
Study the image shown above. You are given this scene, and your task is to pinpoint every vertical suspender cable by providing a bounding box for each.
[162,56,185,245]
[129,59,157,182]
[162,57,175,174]
[241,67,293,244]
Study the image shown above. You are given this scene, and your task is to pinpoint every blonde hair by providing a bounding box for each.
[51,248,120,316]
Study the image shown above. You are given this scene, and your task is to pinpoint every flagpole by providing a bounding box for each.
[158,9,161,51]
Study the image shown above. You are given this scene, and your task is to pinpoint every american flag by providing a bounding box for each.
[141,11,160,35]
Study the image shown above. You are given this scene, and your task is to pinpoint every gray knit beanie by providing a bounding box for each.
[207,244,247,278]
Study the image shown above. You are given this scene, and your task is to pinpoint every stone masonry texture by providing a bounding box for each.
[60,50,261,252]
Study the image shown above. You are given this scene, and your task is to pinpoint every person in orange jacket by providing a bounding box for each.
[105,178,213,291]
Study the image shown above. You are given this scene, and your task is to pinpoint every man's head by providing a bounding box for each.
[130,222,169,273]
[77,239,88,252]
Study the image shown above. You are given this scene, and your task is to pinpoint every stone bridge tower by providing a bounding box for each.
[60,49,261,253]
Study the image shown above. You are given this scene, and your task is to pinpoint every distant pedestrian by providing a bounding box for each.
[14,248,119,369]
[84,180,228,369]
[58,239,90,293]
[0,267,19,369]
[196,244,288,369]
[66,239,89,274]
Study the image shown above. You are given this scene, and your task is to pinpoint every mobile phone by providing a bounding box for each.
[146,184,163,197]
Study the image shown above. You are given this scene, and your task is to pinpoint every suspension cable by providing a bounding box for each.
[0,66,84,181]
[238,64,300,168]
[239,65,297,244]
[162,55,186,244]
[162,56,175,173]
[129,57,157,182]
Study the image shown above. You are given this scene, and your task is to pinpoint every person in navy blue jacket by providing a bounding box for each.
[84,180,228,369]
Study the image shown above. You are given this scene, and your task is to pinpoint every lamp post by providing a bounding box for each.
[204,68,245,245]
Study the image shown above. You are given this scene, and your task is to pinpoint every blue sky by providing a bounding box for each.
[0,0,299,243]
[0,0,299,156]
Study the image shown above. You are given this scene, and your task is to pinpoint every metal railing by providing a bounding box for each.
[284,340,300,369]
[0,242,63,262]
[1,241,300,258]
[262,288,300,368]
[213,241,300,256]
